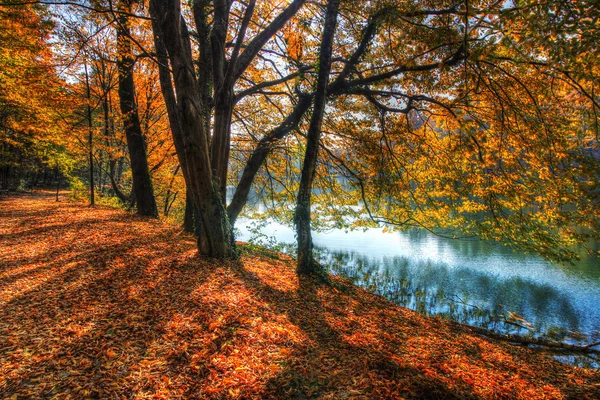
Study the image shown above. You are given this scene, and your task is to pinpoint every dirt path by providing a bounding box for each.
[1,192,599,399]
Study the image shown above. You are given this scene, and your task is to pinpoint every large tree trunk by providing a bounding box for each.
[150,0,306,258]
[152,21,198,236]
[116,0,158,217]
[294,0,340,274]
[150,0,234,258]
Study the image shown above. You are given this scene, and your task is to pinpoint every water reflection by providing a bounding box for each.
[320,248,581,336]
[235,218,600,367]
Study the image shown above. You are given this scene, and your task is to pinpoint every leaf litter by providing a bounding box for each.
[0,192,598,399]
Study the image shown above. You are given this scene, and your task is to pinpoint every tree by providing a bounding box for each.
[52,1,176,215]
[150,0,309,257]
[115,0,157,216]
[294,0,340,274]
[0,2,70,190]
[281,0,600,262]
[8,0,599,269]
[226,0,600,265]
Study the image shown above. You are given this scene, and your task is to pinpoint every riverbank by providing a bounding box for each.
[1,192,599,399]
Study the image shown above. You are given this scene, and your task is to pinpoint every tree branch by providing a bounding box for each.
[233,0,308,80]
[234,66,311,103]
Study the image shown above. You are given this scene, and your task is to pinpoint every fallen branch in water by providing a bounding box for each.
[443,295,598,351]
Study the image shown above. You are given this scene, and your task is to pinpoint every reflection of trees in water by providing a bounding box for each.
[401,228,600,281]
[317,247,583,341]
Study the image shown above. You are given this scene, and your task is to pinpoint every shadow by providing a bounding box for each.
[0,214,134,242]
[0,194,222,398]
[224,262,477,399]
[1,193,598,399]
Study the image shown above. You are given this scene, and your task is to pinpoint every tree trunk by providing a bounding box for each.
[163,164,180,216]
[97,155,104,194]
[84,61,95,206]
[108,160,129,204]
[294,0,340,274]
[151,5,201,241]
[117,0,158,217]
[152,21,198,236]
[183,191,195,233]
[150,0,305,258]
[102,87,129,204]
[150,0,234,258]
[165,192,178,216]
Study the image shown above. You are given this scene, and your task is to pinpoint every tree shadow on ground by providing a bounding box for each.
[0,195,222,398]
[225,262,478,399]
[1,193,598,399]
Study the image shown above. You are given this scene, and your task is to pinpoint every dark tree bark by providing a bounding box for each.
[150,0,307,258]
[163,164,180,216]
[84,61,94,206]
[294,0,340,274]
[183,191,195,233]
[151,20,198,236]
[116,0,158,217]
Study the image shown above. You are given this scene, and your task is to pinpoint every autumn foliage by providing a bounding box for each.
[1,192,598,399]
[0,3,71,188]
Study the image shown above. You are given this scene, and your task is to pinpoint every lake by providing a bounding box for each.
[235,217,600,368]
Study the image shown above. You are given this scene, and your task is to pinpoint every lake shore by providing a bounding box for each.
[1,192,599,399]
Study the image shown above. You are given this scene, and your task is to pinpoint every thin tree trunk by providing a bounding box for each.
[108,163,129,204]
[164,192,178,216]
[163,164,180,216]
[294,0,340,274]
[102,85,129,204]
[84,61,95,206]
[227,94,313,226]
[97,155,104,194]
[117,0,158,217]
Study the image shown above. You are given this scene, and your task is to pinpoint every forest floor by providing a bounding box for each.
[1,191,599,399]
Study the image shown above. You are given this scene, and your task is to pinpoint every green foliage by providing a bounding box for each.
[237,242,284,260]
[242,219,294,255]
[68,177,88,201]
[96,193,127,209]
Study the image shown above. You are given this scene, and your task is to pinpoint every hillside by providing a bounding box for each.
[1,192,599,399]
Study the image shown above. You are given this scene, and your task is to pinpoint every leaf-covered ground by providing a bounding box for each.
[1,192,599,399]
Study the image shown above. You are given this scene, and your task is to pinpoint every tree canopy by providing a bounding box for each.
[2,0,599,268]
[0,2,71,188]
